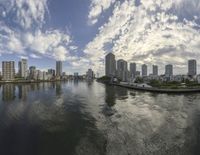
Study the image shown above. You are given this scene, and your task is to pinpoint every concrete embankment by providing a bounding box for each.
[113,83,200,94]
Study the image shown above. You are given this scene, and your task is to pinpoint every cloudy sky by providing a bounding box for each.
[0,0,200,75]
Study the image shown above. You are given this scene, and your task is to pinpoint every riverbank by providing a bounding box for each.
[0,80,65,84]
[112,83,200,93]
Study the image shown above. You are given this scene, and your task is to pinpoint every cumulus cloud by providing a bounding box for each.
[0,0,48,30]
[88,0,115,25]
[0,0,77,61]
[84,0,200,75]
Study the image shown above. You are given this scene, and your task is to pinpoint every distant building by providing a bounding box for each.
[117,59,128,81]
[36,70,43,80]
[188,59,197,76]
[105,53,116,77]
[152,65,158,76]
[135,71,140,77]
[86,69,94,80]
[130,63,136,78]
[29,66,36,79]
[48,69,55,77]
[74,72,79,79]
[142,64,147,77]
[165,64,173,77]
[18,59,28,78]
[56,61,62,77]
[43,71,48,80]
[2,61,15,81]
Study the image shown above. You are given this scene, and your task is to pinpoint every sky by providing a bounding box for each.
[0,0,200,76]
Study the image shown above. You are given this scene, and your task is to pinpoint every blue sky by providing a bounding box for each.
[0,0,200,75]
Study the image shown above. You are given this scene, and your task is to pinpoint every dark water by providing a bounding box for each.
[0,81,200,155]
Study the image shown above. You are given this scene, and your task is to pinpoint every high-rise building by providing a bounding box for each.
[117,59,128,81]
[130,63,136,78]
[105,53,116,77]
[142,64,147,77]
[18,59,28,78]
[86,69,94,80]
[29,66,36,79]
[152,65,158,76]
[2,61,15,81]
[188,59,197,76]
[74,72,79,79]
[165,64,173,77]
[48,69,56,76]
[56,61,62,77]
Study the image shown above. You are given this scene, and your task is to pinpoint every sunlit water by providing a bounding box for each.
[0,81,200,155]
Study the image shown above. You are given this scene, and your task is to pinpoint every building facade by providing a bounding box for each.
[2,61,15,81]
[29,66,36,79]
[56,61,62,77]
[152,65,158,76]
[142,64,147,77]
[105,53,116,77]
[165,64,173,77]
[48,69,56,77]
[130,63,136,78]
[117,59,128,81]
[188,59,197,76]
[18,59,28,78]
[86,69,94,80]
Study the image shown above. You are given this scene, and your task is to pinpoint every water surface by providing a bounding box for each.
[0,81,200,155]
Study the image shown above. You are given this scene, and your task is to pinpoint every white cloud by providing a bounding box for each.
[88,0,115,25]
[85,0,200,75]
[0,0,77,62]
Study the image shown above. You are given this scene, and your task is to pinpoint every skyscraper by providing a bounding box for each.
[2,61,15,81]
[188,59,197,76]
[130,63,136,78]
[117,59,128,81]
[18,59,28,78]
[165,64,173,77]
[152,65,158,76]
[105,53,116,77]
[142,64,147,77]
[56,61,62,77]
[86,69,94,80]
[29,66,36,79]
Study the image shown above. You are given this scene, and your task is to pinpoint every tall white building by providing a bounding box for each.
[188,59,197,76]
[18,59,28,78]
[56,61,62,77]
[152,65,158,76]
[142,64,147,77]
[2,61,15,81]
[130,63,136,78]
[105,53,116,77]
[165,64,173,77]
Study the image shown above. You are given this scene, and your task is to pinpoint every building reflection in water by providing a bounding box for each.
[105,85,116,107]
[73,79,79,86]
[114,86,128,100]
[18,85,30,100]
[56,82,62,96]
[2,84,16,102]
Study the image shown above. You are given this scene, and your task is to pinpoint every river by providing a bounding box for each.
[0,81,200,155]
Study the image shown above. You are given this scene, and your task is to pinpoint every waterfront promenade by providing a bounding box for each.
[113,83,200,93]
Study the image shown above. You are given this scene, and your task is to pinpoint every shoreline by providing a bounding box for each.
[0,80,66,84]
[112,83,200,93]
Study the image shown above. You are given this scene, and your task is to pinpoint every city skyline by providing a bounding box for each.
[105,53,199,79]
[0,0,200,75]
